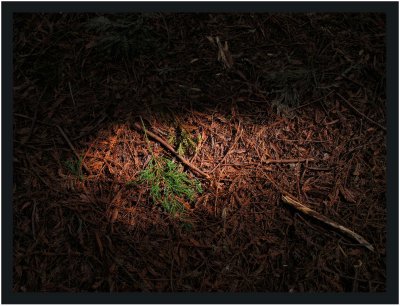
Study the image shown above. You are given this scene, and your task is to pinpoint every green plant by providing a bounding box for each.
[139,156,202,216]
[64,156,84,180]
[167,133,176,147]
[196,133,203,151]
[177,129,197,156]
[158,111,202,157]
[169,126,200,157]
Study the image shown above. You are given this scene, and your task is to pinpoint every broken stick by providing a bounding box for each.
[132,122,210,180]
[282,195,374,252]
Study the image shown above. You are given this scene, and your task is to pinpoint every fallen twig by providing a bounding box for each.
[263,172,374,251]
[132,122,210,180]
[336,92,386,132]
[281,194,374,252]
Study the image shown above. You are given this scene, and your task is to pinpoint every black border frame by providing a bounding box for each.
[2,1,398,304]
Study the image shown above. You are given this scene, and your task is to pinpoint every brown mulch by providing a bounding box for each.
[13,13,386,292]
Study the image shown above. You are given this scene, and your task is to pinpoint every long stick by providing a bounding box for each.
[282,194,374,252]
[132,122,210,180]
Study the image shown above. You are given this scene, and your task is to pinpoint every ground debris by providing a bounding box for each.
[13,12,386,292]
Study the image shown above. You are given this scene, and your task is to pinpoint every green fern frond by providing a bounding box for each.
[138,156,202,216]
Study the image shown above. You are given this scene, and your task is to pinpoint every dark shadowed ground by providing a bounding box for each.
[13,13,386,292]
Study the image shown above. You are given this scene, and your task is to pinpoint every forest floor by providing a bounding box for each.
[13,13,387,292]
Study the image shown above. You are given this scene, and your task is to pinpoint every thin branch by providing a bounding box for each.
[282,194,374,252]
[263,172,374,252]
[132,122,210,180]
